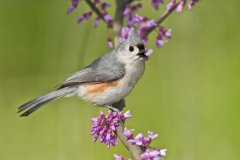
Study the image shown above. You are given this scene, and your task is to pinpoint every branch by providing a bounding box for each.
[85,0,113,27]
[113,0,130,46]
[116,122,143,160]
[113,100,143,160]
[143,2,180,38]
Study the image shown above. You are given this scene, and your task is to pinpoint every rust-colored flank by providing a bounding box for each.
[84,81,119,94]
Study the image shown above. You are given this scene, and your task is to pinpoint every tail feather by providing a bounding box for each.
[18,87,75,117]
[19,97,55,117]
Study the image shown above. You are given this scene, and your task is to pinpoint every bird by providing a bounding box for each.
[18,28,151,117]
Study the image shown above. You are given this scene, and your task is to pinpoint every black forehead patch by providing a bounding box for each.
[137,43,145,50]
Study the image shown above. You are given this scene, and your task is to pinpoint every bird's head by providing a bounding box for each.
[117,28,152,64]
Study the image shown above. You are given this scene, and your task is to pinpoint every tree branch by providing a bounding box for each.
[143,2,180,38]
[113,0,130,46]
[85,0,113,27]
[116,122,143,160]
[112,100,143,160]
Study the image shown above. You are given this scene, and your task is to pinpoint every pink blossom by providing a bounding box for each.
[91,110,132,148]
[141,149,167,160]
[114,154,124,160]
[93,17,100,28]
[151,0,164,10]
[67,0,79,14]
[107,37,113,48]
[103,13,112,23]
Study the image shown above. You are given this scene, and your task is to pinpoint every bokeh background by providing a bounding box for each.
[0,0,240,160]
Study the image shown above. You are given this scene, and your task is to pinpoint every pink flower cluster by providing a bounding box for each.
[67,0,112,26]
[141,149,167,160]
[113,128,167,160]
[122,2,172,48]
[167,0,199,12]
[91,110,131,148]
[67,0,199,48]
[125,128,158,147]
[91,110,166,159]
[114,149,167,160]
[119,25,171,49]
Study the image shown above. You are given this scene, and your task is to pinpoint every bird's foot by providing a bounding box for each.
[104,105,120,112]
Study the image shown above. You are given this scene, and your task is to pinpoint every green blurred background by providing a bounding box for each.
[0,0,240,160]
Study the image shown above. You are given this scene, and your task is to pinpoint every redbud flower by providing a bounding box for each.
[107,37,113,48]
[132,14,148,24]
[83,11,92,20]
[167,0,177,11]
[128,131,158,147]
[114,149,167,160]
[77,12,92,24]
[91,110,132,148]
[124,127,134,140]
[159,149,167,156]
[124,3,142,26]
[71,0,79,7]
[67,6,75,14]
[101,2,111,11]
[156,37,166,48]
[188,0,199,9]
[148,131,159,139]
[151,0,164,10]
[156,27,171,48]
[123,128,165,160]
[123,7,130,17]
[159,27,172,39]
[141,149,167,160]
[77,16,84,24]
[146,49,153,57]
[114,154,124,160]
[165,29,172,39]
[124,3,142,17]
[103,13,112,23]
[139,20,157,38]
[93,17,100,27]
[119,27,131,43]
[176,0,186,12]
[94,0,101,4]
[67,0,79,14]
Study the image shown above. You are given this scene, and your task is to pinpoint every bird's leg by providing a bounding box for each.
[104,104,120,112]
[104,99,126,112]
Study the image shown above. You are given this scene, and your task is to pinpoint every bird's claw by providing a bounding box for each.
[104,105,120,112]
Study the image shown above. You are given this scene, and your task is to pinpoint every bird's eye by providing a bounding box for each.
[129,46,134,52]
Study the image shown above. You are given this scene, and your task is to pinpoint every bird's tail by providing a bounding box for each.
[18,87,75,117]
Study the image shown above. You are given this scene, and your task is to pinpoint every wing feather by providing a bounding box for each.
[59,55,125,88]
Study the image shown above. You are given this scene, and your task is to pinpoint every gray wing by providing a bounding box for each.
[59,54,125,88]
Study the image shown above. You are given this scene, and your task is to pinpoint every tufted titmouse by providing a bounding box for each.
[18,28,151,116]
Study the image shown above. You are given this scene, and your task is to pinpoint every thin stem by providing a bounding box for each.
[156,2,179,25]
[116,122,143,160]
[85,0,113,27]
[143,2,180,38]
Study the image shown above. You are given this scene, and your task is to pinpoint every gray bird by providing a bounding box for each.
[18,28,151,116]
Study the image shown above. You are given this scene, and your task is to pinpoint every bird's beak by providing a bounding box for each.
[137,50,147,58]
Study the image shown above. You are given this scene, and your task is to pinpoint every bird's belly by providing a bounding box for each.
[76,80,133,106]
